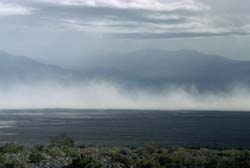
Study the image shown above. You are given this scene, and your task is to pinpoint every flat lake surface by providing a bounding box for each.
[0,109,250,148]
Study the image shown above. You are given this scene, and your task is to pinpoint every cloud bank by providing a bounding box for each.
[1,81,250,111]
[0,2,33,16]
[37,0,208,11]
[0,0,249,39]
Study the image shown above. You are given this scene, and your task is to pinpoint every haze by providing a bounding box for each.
[1,82,250,111]
[0,0,250,110]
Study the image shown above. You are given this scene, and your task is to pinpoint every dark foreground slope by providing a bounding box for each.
[0,136,249,168]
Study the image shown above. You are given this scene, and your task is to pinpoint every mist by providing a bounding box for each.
[0,81,250,111]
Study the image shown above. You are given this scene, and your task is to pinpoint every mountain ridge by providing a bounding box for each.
[0,49,250,90]
[0,50,83,86]
[78,49,250,90]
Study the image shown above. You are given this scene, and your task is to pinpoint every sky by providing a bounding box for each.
[0,0,249,67]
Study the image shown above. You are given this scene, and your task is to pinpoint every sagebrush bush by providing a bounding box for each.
[0,143,24,154]
[68,155,104,168]
[0,136,250,168]
[49,134,75,148]
[29,149,46,163]
[47,147,65,158]
[4,159,31,168]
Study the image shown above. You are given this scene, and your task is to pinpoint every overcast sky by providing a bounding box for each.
[0,0,249,66]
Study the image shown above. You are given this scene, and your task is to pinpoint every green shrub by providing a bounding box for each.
[0,143,24,154]
[4,159,31,168]
[69,155,103,168]
[157,154,171,166]
[136,157,159,168]
[49,134,75,148]
[118,147,131,155]
[33,144,46,152]
[64,147,80,159]
[29,149,46,163]
[0,153,5,166]
[2,141,250,168]
[111,153,133,167]
[143,144,158,154]
[47,147,65,158]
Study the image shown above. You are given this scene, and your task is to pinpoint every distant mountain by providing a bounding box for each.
[79,49,250,90]
[1,49,250,91]
[0,51,82,86]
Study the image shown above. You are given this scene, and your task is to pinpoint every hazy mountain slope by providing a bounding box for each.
[1,49,250,91]
[79,49,250,90]
[0,51,82,86]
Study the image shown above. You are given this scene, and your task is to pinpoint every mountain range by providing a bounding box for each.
[0,49,250,90]
[0,50,82,86]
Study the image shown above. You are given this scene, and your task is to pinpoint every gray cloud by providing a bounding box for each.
[110,31,250,39]
[2,0,248,39]
[0,1,33,16]
[31,0,209,12]
[0,0,249,64]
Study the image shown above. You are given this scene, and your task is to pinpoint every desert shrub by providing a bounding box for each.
[205,157,218,168]
[157,154,172,166]
[2,141,250,168]
[118,147,131,155]
[143,144,158,154]
[110,153,133,167]
[0,143,24,154]
[33,144,46,152]
[168,147,193,167]
[64,147,80,159]
[49,133,75,148]
[29,149,46,163]
[80,147,100,156]
[192,155,208,168]
[135,147,144,157]
[68,155,103,168]
[0,153,5,166]
[3,159,31,168]
[234,150,250,168]
[216,157,235,168]
[136,157,159,168]
[47,147,65,158]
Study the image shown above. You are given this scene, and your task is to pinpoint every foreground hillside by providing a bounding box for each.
[0,135,250,168]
